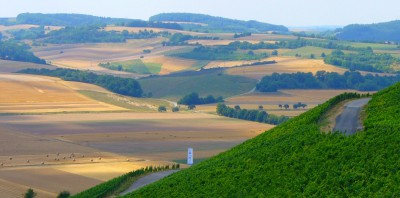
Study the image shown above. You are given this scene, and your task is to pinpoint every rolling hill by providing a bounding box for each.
[149,13,289,33]
[336,20,400,42]
[125,82,400,197]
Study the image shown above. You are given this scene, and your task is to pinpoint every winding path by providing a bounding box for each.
[120,169,180,196]
[333,98,371,135]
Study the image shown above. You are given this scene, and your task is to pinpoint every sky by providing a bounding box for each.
[1,0,399,27]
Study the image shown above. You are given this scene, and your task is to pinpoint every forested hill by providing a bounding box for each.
[127,82,400,197]
[336,20,400,42]
[14,13,134,26]
[149,13,289,33]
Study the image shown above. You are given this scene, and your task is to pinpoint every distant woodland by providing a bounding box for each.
[0,40,46,64]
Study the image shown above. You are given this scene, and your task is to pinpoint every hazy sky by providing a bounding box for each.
[1,0,399,27]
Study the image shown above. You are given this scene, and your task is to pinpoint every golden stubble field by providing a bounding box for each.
[0,73,125,113]
[0,112,272,197]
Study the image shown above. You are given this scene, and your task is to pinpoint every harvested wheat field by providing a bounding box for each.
[225,56,348,79]
[0,73,125,113]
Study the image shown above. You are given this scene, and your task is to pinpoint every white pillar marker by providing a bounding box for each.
[187,148,193,165]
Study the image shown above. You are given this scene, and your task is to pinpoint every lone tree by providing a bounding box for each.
[271,50,278,56]
[188,104,196,110]
[172,106,180,112]
[284,104,289,110]
[234,105,241,111]
[258,105,264,110]
[158,106,167,112]
[24,188,37,198]
[278,104,283,109]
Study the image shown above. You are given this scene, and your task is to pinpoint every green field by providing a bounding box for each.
[280,46,333,58]
[99,59,162,74]
[139,72,257,100]
[126,82,400,197]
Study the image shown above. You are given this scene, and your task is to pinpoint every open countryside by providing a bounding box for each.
[1,2,400,197]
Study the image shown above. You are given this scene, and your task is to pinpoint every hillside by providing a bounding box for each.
[127,83,400,197]
[149,13,289,33]
[14,13,134,26]
[336,20,400,42]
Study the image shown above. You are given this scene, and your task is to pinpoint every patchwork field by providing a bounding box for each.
[0,73,126,114]
[0,111,272,197]
[197,89,374,117]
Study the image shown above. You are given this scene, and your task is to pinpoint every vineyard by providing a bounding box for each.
[125,83,400,197]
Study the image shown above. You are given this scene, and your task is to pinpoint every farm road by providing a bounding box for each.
[333,98,371,135]
[120,169,180,196]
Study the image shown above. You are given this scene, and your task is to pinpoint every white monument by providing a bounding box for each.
[187,148,193,165]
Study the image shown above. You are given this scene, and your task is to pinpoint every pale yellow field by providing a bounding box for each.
[225,56,348,79]
[0,24,38,32]
[0,73,125,113]
[143,55,197,74]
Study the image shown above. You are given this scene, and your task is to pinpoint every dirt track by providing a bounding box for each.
[333,98,371,135]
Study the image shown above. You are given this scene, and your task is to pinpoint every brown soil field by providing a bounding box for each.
[197,89,374,117]
[0,111,272,196]
[0,73,125,113]
[0,112,273,162]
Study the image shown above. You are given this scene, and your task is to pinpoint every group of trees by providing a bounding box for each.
[123,20,183,30]
[162,33,219,46]
[178,92,224,105]
[18,68,143,97]
[0,40,46,64]
[256,71,400,92]
[217,103,289,125]
[278,102,308,110]
[233,32,252,38]
[42,26,160,44]
[324,48,398,72]
[336,20,400,42]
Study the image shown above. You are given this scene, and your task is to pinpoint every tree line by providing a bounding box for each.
[122,20,183,30]
[178,92,224,105]
[18,68,143,97]
[216,103,289,125]
[0,40,46,64]
[162,33,219,46]
[256,71,400,92]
